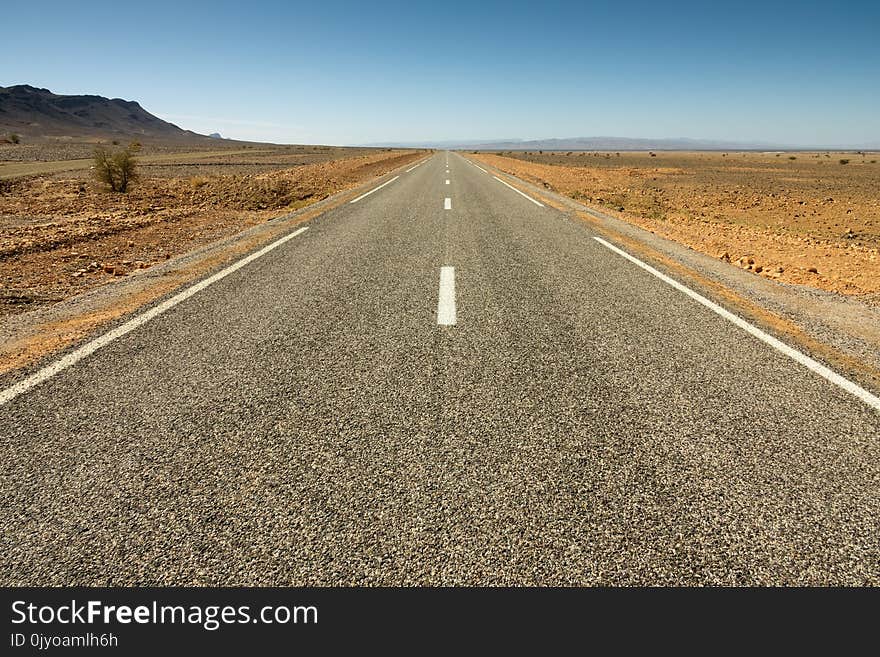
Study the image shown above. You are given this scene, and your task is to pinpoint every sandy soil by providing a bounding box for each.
[470,151,880,304]
[0,146,423,316]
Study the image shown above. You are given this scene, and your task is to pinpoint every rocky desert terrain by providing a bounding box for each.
[470,150,880,303]
[0,143,423,316]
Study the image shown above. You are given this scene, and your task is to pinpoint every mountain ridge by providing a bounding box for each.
[0,85,209,142]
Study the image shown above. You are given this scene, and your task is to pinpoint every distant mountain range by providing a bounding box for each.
[366,136,878,151]
[463,137,780,151]
[0,85,214,142]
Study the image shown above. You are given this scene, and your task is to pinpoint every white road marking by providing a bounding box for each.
[437,266,457,326]
[593,236,880,412]
[349,175,399,203]
[493,176,544,206]
[405,161,424,173]
[472,162,488,173]
[445,179,450,185]
[0,226,311,407]
[444,197,452,210]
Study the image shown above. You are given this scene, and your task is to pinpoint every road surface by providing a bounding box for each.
[1,152,878,585]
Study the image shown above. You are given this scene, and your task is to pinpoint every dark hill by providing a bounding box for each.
[0,85,207,141]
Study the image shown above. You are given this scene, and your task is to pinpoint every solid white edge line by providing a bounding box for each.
[444,197,452,210]
[492,176,544,208]
[493,176,544,207]
[473,163,488,173]
[593,236,880,412]
[405,160,426,173]
[349,175,399,203]
[437,266,456,325]
[0,226,311,407]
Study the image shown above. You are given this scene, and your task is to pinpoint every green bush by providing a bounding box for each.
[93,142,141,192]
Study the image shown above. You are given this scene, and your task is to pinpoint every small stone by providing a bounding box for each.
[753,265,763,273]
[807,267,819,274]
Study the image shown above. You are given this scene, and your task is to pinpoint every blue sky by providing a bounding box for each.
[3,0,879,146]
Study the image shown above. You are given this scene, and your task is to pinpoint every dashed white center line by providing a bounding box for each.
[349,176,399,203]
[445,179,450,185]
[437,266,457,326]
[493,176,544,207]
[593,236,880,412]
[444,197,452,210]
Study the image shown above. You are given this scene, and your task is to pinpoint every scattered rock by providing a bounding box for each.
[807,266,819,274]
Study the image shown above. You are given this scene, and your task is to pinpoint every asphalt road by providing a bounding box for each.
[1,152,878,585]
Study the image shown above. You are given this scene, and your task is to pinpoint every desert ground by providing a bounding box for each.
[470,150,880,303]
[0,141,423,316]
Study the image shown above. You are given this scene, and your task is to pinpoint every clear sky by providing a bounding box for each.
[3,0,879,146]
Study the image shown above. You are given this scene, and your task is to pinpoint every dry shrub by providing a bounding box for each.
[93,142,141,192]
